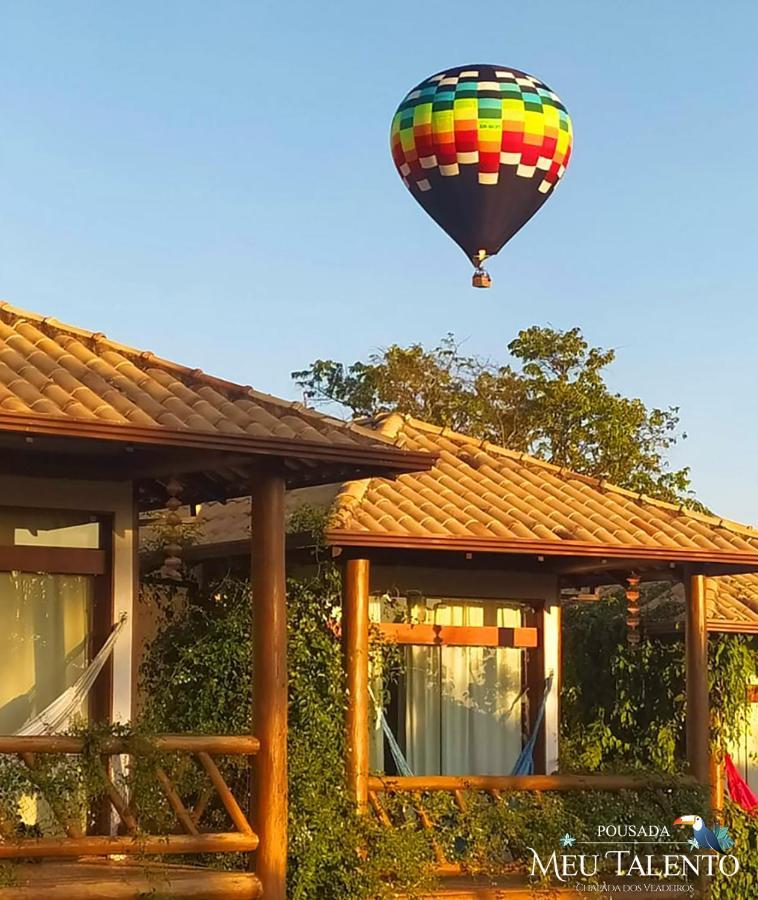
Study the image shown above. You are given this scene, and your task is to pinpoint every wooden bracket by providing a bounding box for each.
[377,622,538,648]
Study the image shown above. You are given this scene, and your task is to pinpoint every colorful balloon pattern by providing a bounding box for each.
[390,64,573,269]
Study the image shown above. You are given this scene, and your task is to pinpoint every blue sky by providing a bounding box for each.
[2,2,757,521]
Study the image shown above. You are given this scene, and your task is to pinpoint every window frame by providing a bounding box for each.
[0,505,108,575]
[376,597,531,777]
[0,505,115,742]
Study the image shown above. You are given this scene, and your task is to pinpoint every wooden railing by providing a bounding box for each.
[0,734,259,859]
[367,773,700,877]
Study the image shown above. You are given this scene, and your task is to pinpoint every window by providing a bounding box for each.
[371,597,524,776]
[0,508,109,734]
[0,508,100,548]
[0,572,92,733]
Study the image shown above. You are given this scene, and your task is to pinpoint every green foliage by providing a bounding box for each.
[140,568,434,898]
[140,576,252,735]
[378,785,707,885]
[710,801,758,898]
[562,593,687,773]
[293,327,698,505]
[562,592,757,773]
[0,719,224,860]
[709,634,757,749]
[139,568,738,895]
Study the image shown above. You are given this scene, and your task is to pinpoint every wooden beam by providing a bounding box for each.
[0,546,106,575]
[1,861,263,899]
[377,622,537,648]
[0,411,434,474]
[524,605,546,775]
[343,558,370,812]
[555,558,673,576]
[708,621,758,635]
[694,562,758,577]
[685,573,710,784]
[250,468,287,900]
[367,773,699,792]
[0,734,260,755]
[0,832,258,859]
[326,529,758,568]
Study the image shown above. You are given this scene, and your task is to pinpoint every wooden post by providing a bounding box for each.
[685,573,710,785]
[250,468,287,900]
[343,557,370,811]
[710,750,724,815]
[524,604,546,774]
[90,514,114,836]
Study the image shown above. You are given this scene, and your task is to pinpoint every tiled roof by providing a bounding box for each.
[326,414,758,564]
[171,485,340,548]
[0,304,431,476]
[706,575,758,630]
[156,416,758,629]
[644,576,758,633]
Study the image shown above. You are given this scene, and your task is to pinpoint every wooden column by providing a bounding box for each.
[250,468,287,900]
[524,604,546,775]
[685,573,710,785]
[343,557,370,811]
[89,514,114,836]
[710,750,724,814]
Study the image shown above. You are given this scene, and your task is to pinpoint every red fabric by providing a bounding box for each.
[724,752,758,814]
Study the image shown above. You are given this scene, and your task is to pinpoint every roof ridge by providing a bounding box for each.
[393,414,758,540]
[328,476,376,529]
[328,414,409,527]
[373,411,410,442]
[0,301,395,444]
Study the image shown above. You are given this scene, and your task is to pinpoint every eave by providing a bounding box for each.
[0,412,434,473]
[325,529,758,569]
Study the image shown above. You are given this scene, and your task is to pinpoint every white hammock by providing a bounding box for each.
[15,614,127,736]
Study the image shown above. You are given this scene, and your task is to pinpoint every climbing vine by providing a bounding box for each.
[0,564,753,897]
[562,589,757,772]
[562,589,758,899]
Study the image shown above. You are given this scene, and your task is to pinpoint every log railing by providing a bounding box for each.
[367,773,700,877]
[0,734,259,859]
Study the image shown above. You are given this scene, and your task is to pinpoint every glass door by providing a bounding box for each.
[0,508,106,734]
[0,572,93,733]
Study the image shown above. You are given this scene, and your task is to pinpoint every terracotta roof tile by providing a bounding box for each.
[326,414,758,563]
[0,304,425,464]
[707,575,758,628]
[648,576,758,632]
[154,415,758,629]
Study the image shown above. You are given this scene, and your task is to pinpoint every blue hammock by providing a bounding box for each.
[510,673,554,776]
[374,673,554,778]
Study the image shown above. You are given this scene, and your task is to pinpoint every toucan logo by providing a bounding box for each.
[673,815,735,854]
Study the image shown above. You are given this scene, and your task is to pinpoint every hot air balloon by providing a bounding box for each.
[390,64,572,287]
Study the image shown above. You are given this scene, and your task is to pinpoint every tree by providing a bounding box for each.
[293,327,697,505]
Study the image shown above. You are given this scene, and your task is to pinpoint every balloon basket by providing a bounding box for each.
[472,269,492,289]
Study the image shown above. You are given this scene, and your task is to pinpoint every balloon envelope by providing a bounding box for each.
[390,64,572,265]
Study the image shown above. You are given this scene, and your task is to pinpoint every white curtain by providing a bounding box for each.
[371,597,523,776]
[0,573,92,734]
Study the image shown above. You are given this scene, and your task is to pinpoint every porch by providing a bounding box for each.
[130,413,758,895]
[0,303,432,898]
[0,734,262,898]
[329,416,758,895]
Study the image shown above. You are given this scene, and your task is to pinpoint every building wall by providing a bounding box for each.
[0,475,136,723]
